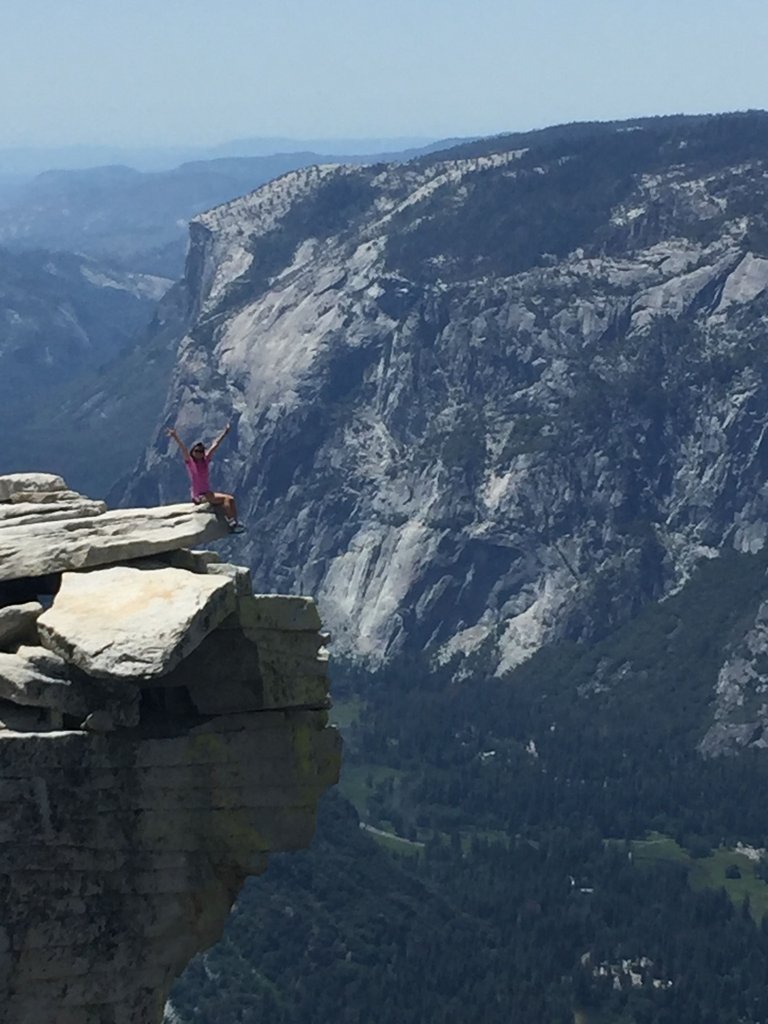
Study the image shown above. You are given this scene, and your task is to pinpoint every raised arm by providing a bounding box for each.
[206,422,231,460]
[166,427,190,461]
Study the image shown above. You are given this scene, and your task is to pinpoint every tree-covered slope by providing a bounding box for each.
[167,546,768,1024]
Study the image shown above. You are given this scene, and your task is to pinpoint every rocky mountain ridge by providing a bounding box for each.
[120,113,768,683]
[0,140,455,277]
[0,472,340,1023]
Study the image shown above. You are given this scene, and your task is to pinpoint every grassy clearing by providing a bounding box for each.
[689,848,768,922]
[337,762,404,817]
[631,831,689,864]
[632,832,768,923]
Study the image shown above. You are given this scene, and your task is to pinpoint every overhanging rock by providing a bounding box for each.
[0,502,230,582]
[0,474,342,1024]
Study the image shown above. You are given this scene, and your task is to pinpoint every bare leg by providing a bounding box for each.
[205,492,238,522]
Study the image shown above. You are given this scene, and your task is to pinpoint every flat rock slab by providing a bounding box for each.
[0,500,107,526]
[7,490,85,505]
[38,566,236,679]
[0,504,230,582]
[0,474,66,502]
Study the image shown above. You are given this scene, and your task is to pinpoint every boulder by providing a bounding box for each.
[0,602,43,649]
[0,474,66,502]
[0,650,79,715]
[0,648,139,726]
[37,566,236,679]
[0,504,230,582]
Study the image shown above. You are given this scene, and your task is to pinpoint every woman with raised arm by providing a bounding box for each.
[166,422,244,533]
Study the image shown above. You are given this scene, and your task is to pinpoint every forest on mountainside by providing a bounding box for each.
[388,112,768,283]
[168,546,768,1024]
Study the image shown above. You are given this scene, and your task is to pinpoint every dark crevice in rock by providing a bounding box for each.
[0,573,61,609]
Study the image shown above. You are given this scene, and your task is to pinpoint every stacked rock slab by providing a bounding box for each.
[0,473,341,1024]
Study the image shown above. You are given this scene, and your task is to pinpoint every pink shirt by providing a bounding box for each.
[185,455,211,499]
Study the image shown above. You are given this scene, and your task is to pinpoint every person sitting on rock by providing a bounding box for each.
[166,423,244,533]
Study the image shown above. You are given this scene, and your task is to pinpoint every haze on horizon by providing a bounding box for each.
[1,0,766,152]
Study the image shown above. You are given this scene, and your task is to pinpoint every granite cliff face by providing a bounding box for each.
[0,473,340,1024]
[122,113,768,678]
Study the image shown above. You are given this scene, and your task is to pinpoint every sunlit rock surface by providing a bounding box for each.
[38,565,237,679]
[0,501,232,582]
[121,113,768,675]
[0,474,341,1024]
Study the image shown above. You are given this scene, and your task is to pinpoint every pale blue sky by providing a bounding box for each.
[2,0,767,147]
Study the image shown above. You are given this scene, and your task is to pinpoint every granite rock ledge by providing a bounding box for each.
[0,473,341,1024]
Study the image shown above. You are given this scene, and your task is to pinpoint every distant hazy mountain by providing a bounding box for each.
[0,137,443,176]
[0,246,170,478]
[201,136,447,161]
[0,155,333,276]
[0,141,466,277]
